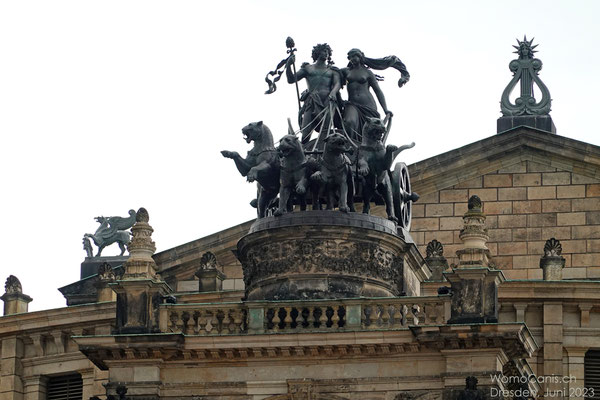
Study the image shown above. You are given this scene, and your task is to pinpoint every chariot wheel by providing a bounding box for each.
[392,162,418,231]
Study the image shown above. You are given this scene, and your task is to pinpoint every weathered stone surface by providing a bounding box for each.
[238,211,426,300]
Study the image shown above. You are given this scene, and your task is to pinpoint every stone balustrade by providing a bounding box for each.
[159,295,451,335]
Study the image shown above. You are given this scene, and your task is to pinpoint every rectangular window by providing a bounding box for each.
[47,374,83,400]
[585,350,600,399]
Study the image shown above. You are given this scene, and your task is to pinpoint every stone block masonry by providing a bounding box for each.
[411,161,600,279]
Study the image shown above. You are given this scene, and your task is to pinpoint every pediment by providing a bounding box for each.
[409,127,600,196]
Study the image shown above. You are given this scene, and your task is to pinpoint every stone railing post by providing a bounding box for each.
[247,304,265,334]
[110,208,172,334]
[345,304,362,330]
[1,275,32,316]
[445,196,505,324]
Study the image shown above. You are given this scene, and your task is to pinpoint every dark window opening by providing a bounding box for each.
[47,374,83,400]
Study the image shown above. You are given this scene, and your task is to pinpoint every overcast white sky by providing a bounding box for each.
[1,0,599,311]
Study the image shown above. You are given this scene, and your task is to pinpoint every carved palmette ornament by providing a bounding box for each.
[199,252,218,270]
[543,237,562,257]
[425,240,444,258]
[4,275,22,294]
[97,262,115,281]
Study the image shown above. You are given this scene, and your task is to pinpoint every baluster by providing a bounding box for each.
[401,304,409,326]
[182,312,192,334]
[414,304,424,325]
[272,308,281,332]
[169,311,179,332]
[318,307,328,328]
[198,311,208,334]
[231,309,243,333]
[300,307,310,330]
[367,305,378,329]
[284,307,293,331]
[175,312,185,333]
[205,311,217,333]
[405,304,416,325]
[331,306,340,328]
[221,309,231,334]
[380,304,391,327]
[193,311,201,334]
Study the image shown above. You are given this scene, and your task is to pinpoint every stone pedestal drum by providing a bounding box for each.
[237,211,427,300]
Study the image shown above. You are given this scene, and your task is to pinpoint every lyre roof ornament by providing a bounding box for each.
[497,36,556,134]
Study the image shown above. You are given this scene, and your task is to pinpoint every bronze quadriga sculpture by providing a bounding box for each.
[222,38,425,300]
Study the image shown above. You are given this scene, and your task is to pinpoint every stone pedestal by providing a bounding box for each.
[1,276,32,316]
[446,267,504,324]
[497,115,556,134]
[540,238,565,281]
[237,211,428,300]
[445,196,505,324]
[424,240,449,281]
[80,256,128,280]
[1,292,32,316]
[112,208,171,334]
[196,269,226,292]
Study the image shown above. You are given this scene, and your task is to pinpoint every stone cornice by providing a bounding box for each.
[409,128,600,195]
[0,302,115,336]
[75,330,430,369]
[410,323,537,359]
[499,280,600,301]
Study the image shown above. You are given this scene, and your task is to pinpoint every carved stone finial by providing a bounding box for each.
[467,195,482,212]
[136,207,149,223]
[97,262,115,281]
[195,252,225,292]
[123,207,157,279]
[540,237,565,280]
[543,237,562,257]
[426,239,444,258]
[2,275,32,315]
[199,252,218,270]
[5,275,22,294]
[424,240,448,281]
[459,195,489,253]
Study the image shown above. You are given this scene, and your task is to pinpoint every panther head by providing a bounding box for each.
[242,121,266,144]
[362,117,387,143]
[278,135,303,158]
[323,132,348,154]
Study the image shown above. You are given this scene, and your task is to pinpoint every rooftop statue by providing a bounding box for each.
[285,43,341,145]
[83,209,137,257]
[221,122,280,218]
[500,36,551,116]
[341,48,409,141]
[226,38,418,229]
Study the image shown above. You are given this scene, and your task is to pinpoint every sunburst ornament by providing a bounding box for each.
[513,35,539,59]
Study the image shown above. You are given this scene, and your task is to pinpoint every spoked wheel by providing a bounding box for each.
[392,162,418,231]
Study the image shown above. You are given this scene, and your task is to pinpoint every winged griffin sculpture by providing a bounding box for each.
[83,209,137,257]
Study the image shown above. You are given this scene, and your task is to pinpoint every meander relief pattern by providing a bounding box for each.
[241,239,403,288]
